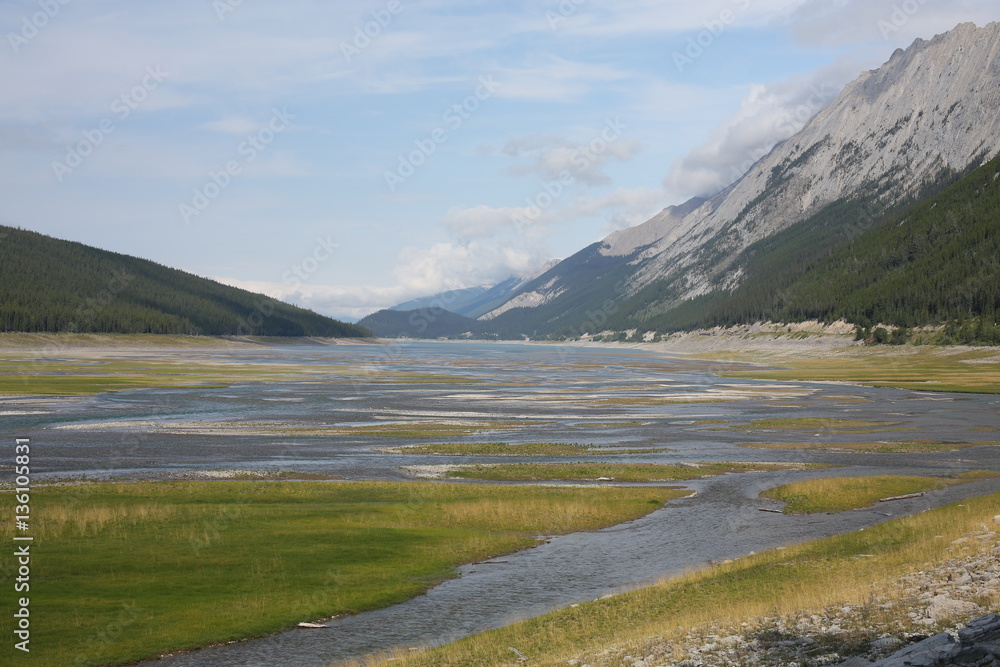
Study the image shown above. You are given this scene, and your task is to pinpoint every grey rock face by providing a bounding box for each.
[848,616,1000,666]
[631,21,1000,304]
[485,21,1000,327]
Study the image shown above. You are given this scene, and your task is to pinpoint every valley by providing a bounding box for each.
[2,338,999,666]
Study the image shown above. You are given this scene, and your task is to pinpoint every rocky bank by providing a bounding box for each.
[569,523,1000,666]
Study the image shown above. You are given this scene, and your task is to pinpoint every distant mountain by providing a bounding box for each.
[484,22,1000,338]
[388,260,561,320]
[0,225,371,338]
[358,308,496,339]
[391,286,495,317]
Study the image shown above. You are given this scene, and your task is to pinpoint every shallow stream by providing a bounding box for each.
[4,341,999,665]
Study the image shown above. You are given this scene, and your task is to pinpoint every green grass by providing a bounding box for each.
[326,422,551,438]
[714,347,1000,394]
[444,462,828,482]
[953,470,1000,480]
[0,356,315,395]
[735,418,905,432]
[594,397,740,405]
[0,481,686,667]
[388,442,663,456]
[0,332,247,348]
[0,352,482,396]
[760,475,955,513]
[741,440,1000,453]
[366,493,1000,666]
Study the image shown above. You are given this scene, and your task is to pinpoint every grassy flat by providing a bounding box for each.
[0,332,252,348]
[0,481,686,667]
[369,493,1000,666]
[0,354,331,396]
[735,417,907,433]
[0,352,480,396]
[324,422,551,438]
[593,397,741,405]
[742,440,1000,453]
[760,475,956,513]
[712,346,1000,394]
[444,462,828,482]
[387,442,664,456]
[57,420,551,438]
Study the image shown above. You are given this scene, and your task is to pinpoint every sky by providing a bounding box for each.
[2,1,999,322]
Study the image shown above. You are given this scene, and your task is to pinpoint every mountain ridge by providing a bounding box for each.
[482,21,1000,335]
[0,225,371,338]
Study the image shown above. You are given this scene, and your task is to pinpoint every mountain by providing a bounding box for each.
[0,225,371,338]
[485,22,1000,338]
[388,260,561,320]
[655,152,1000,343]
[358,308,494,339]
[391,286,495,317]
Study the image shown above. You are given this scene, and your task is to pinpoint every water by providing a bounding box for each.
[4,341,1000,665]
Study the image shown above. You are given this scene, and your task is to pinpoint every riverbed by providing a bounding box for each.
[4,341,1000,665]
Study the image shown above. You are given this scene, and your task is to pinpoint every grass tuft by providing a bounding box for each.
[444,462,830,482]
[364,493,1000,666]
[388,442,664,456]
[760,475,955,513]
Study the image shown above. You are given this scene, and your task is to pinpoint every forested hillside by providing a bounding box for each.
[643,154,1000,344]
[0,226,371,338]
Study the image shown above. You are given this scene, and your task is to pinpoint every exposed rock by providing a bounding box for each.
[928,596,983,622]
[569,526,1000,666]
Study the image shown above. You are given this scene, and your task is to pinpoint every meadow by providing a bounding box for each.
[387,442,663,456]
[444,462,828,482]
[0,480,686,667]
[742,439,1000,453]
[361,492,1000,666]
[760,475,957,513]
[712,346,1000,394]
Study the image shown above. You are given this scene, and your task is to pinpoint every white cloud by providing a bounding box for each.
[664,0,1000,199]
[217,238,550,321]
[393,241,545,295]
[665,59,863,198]
[200,116,264,135]
[790,0,1000,47]
[493,57,632,101]
[440,205,524,243]
[503,132,641,186]
[214,277,415,322]
[546,0,809,37]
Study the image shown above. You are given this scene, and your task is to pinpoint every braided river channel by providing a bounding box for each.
[6,341,1000,666]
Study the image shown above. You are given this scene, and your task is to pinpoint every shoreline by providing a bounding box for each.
[0,332,383,353]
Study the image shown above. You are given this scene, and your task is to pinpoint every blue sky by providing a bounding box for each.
[2,0,999,321]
